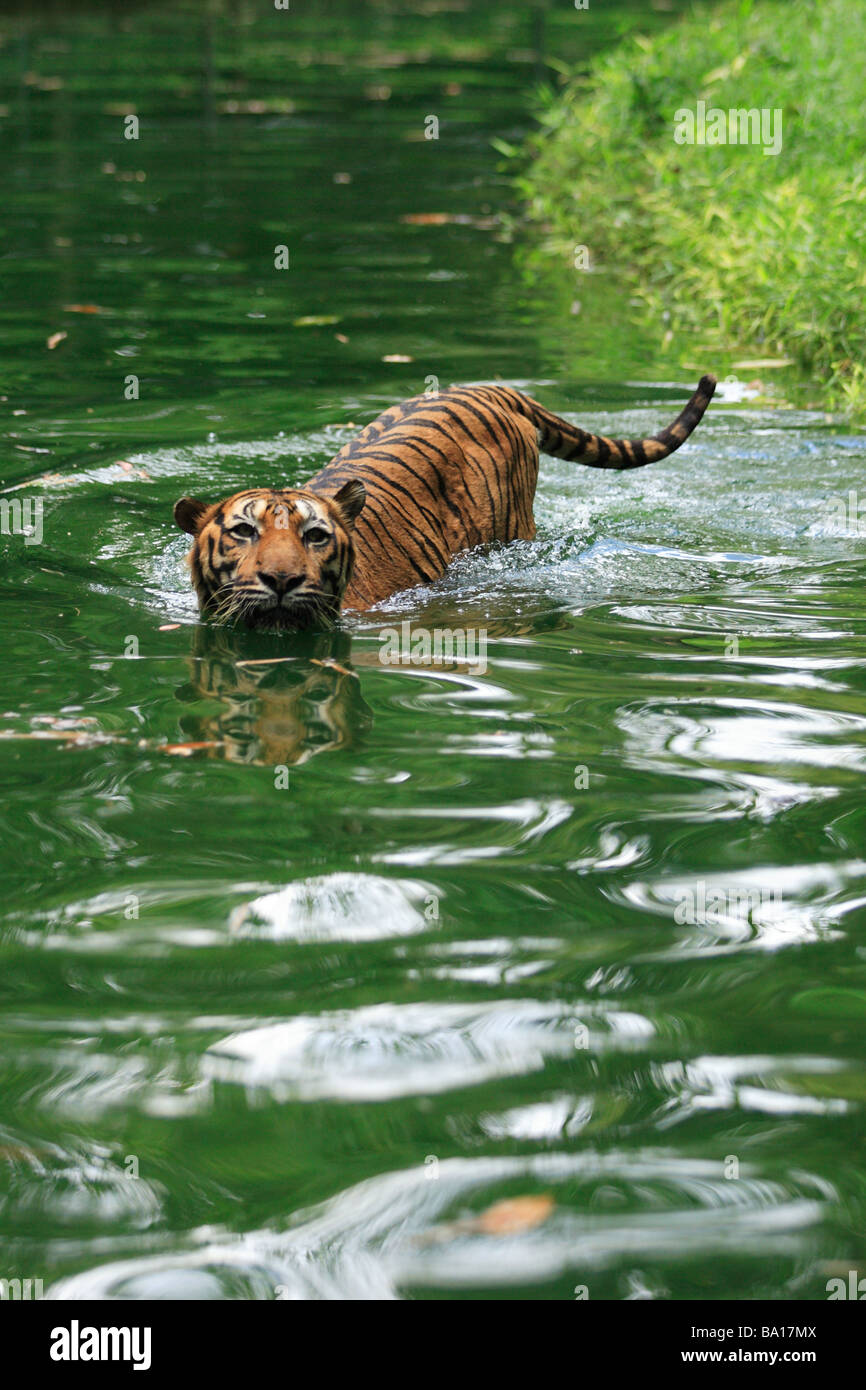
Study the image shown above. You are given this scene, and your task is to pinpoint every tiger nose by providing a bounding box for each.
[259,570,305,595]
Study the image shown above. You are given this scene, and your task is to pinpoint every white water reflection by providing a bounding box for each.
[47,1149,828,1301]
[230,873,438,943]
[203,1000,580,1101]
[617,861,860,955]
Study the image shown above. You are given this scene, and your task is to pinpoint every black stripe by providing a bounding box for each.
[350,494,436,583]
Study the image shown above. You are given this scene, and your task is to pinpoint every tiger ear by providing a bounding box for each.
[174,497,209,535]
[332,479,366,528]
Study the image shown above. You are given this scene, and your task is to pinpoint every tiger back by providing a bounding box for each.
[310,379,716,608]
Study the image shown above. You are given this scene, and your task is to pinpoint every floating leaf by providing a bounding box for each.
[400,212,451,225]
[415,1193,554,1245]
[46,331,67,350]
[159,741,222,756]
[0,728,117,748]
[236,657,295,668]
[476,1195,555,1235]
[310,657,355,678]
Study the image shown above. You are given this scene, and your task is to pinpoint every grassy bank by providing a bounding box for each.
[514,0,866,417]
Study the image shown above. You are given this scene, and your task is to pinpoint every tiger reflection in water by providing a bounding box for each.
[176,626,373,766]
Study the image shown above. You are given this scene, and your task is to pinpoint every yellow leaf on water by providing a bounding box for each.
[46,331,67,350]
[236,657,294,668]
[414,1193,555,1246]
[159,741,221,756]
[400,212,451,225]
[310,658,355,678]
[476,1195,555,1235]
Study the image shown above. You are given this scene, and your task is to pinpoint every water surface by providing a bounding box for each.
[1,0,865,1302]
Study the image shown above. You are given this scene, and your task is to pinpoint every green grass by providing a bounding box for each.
[514,0,866,416]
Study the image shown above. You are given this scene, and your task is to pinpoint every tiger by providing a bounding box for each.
[174,375,716,629]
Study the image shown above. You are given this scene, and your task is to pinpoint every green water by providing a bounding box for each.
[2,0,866,1302]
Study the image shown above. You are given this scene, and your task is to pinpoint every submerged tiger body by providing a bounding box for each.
[175,376,716,628]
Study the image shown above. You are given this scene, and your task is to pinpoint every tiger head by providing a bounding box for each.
[174,481,366,630]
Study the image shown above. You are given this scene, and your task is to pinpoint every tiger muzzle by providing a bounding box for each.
[258,570,307,597]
